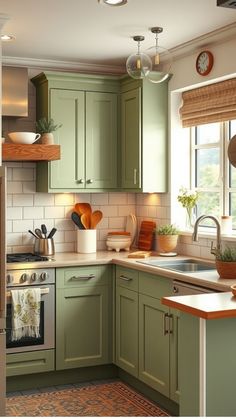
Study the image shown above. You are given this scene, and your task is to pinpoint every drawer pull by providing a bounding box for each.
[70,274,95,281]
[119,275,132,282]
[163,312,169,336]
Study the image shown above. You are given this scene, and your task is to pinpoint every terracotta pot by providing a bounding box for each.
[156,234,178,253]
[41,133,54,145]
[215,260,236,279]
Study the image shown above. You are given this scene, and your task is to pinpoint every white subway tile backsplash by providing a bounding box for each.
[55,193,75,206]
[23,182,36,194]
[8,182,23,194]
[13,220,33,233]
[109,193,128,205]
[7,233,23,246]
[108,217,126,229]
[13,168,35,181]
[7,221,12,233]
[7,195,13,207]
[101,205,118,217]
[13,194,34,207]
[34,194,55,206]
[91,193,109,205]
[65,230,76,243]
[45,206,65,219]
[118,205,136,216]
[7,207,22,220]
[56,219,74,231]
[23,206,43,220]
[55,242,75,253]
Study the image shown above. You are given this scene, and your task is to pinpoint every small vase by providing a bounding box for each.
[41,133,54,145]
[186,207,196,230]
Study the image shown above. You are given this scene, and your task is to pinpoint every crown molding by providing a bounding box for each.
[2,22,236,71]
[2,56,125,75]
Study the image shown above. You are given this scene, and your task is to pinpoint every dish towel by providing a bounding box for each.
[11,288,41,341]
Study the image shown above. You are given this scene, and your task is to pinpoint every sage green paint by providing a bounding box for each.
[116,266,139,292]
[56,265,112,370]
[139,272,172,299]
[6,350,54,377]
[115,285,138,377]
[169,308,180,404]
[139,293,169,396]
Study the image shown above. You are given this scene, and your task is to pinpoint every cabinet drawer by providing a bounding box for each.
[139,272,172,299]
[6,350,54,377]
[56,265,110,289]
[116,266,138,291]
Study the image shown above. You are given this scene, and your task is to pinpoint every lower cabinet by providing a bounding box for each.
[6,350,54,377]
[56,265,112,370]
[115,267,179,403]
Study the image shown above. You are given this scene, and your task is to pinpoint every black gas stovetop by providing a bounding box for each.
[7,253,49,263]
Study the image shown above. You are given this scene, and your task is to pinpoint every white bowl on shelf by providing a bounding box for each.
[8,132,41,144]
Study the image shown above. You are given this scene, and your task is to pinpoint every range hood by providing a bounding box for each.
[2,66,28,117]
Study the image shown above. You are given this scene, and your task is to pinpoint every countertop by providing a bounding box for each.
[6,250,236,292]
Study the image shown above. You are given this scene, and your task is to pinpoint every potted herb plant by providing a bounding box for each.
[155,224,180,255]
[36,117,62,145]
[215,247,236,279]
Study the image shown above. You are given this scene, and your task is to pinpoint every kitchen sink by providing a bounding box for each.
[138,259,216,272]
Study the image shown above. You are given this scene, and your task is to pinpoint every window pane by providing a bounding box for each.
[229,120,236,137]
[197,192,220,225]
[196,123,220,145]
[229,165,236,187]
[229,192,236,229]
[196,148,220,187]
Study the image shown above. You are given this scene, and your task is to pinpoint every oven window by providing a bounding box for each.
[6,301,44,348]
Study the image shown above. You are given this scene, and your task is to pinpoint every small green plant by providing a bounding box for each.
[215,247,236,262]
[156,224,180,235]
[36,117,62,134]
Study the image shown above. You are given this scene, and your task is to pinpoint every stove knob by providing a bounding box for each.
[40,272,48,282]
[7,274,14,285]
[31,273,38,282]
[21,273,29,283]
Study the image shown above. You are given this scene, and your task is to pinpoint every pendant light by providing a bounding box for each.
[98,0,127,5]
[126,36,152,80]
[146,27,172,83]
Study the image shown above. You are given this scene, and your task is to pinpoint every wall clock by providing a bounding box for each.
[196,50,214,76]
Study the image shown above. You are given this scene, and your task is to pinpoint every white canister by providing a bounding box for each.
[77,229,97,253]
[220,215,232,235]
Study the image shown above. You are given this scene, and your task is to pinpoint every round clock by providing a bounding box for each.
[196,50,214,76]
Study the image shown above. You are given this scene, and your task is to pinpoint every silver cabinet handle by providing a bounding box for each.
[87,179,93,184]
[163,312,169,336]
[133,169,137,185]
[70,274,95,281]
[119,275,132,282]
[77,179,84,184]
[168,314,173,334]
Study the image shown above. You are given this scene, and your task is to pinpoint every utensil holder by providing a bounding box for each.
[34,238,55,256]
[77,230,96,253]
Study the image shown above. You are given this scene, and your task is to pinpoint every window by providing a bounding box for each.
[191,120,236,229]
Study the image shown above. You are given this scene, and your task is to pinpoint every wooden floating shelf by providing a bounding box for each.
[2,144,61,162]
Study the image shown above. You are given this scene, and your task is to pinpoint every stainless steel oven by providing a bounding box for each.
[6,267,55,354]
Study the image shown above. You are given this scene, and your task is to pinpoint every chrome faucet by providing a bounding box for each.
[192,215,221,256]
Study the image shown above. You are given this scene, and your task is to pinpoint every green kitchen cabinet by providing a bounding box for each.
[56,265,112,370]
[169,308,181,403]
[115,267,138,377]
[6,350,54,377]
[32,71,119,192]
[120,76,168,192]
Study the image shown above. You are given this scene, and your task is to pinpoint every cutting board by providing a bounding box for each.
[138,220,156,251]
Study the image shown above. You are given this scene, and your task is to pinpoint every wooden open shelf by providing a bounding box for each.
[2,144,61,162]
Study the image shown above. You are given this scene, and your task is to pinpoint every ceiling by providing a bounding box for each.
[1,0,236,71]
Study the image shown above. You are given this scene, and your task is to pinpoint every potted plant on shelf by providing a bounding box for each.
[36,117,62,145]
[155,224,180,256]
[177,187,199,229]
[215,247,236,279]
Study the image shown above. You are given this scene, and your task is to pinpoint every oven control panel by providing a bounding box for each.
[7,268,55,286]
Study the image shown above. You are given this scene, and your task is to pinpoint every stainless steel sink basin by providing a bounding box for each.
[138,259,216,272]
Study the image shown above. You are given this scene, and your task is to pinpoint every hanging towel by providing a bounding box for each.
[11,288,41,341]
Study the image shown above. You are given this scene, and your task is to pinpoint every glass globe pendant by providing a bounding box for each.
[146,27,172,83]
[126,36,152,80]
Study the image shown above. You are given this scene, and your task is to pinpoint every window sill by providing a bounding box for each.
[179,229,236,242]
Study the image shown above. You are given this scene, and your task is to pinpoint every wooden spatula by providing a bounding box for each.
[75,202,91,216]
[81,211,91,229]
[91,210,103,229]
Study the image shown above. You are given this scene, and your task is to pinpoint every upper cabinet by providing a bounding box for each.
[32,72,119,192]
[32,71,168,193]
[120,76,168,193]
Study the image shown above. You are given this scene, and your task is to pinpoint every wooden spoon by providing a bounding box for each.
[81,211,91,229]
[75,202,91,216]
[91,210,103,229]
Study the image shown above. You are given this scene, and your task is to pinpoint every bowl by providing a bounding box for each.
[8,132,41,144]
[106,238,131,252]
[231,284,236,297]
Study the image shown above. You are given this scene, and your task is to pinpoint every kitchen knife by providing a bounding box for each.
[47,227,57,239]
[71,212,85,229]
[41,224,47,238]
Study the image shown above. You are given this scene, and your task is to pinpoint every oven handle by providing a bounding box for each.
[6,287,49,302]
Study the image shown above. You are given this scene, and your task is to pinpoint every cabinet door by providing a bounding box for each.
[169,308,180,403]
[116,286,138,377]
[139,294,170,397]
[86,92,118,189]
[121,88,141,189]
[56,285,110,370]
[50,89,85,189]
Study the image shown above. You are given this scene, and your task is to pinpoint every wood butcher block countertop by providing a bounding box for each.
[162,292,236,320]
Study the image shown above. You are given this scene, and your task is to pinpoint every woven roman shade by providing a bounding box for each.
[179,78,236,128]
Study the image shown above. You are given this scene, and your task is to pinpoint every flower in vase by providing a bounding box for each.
[177,187,200,227]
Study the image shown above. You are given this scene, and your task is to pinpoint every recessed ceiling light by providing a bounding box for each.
[99,0,127,6]
[1,34,16,42]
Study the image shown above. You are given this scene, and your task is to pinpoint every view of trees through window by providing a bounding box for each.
[191,121,236,229]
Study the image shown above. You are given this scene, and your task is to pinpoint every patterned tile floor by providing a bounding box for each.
[6,379,170,417]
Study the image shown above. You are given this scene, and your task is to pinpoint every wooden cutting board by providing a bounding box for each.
[138,220,156,251]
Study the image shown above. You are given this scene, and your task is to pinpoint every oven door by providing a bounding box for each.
[6,284,55,354]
